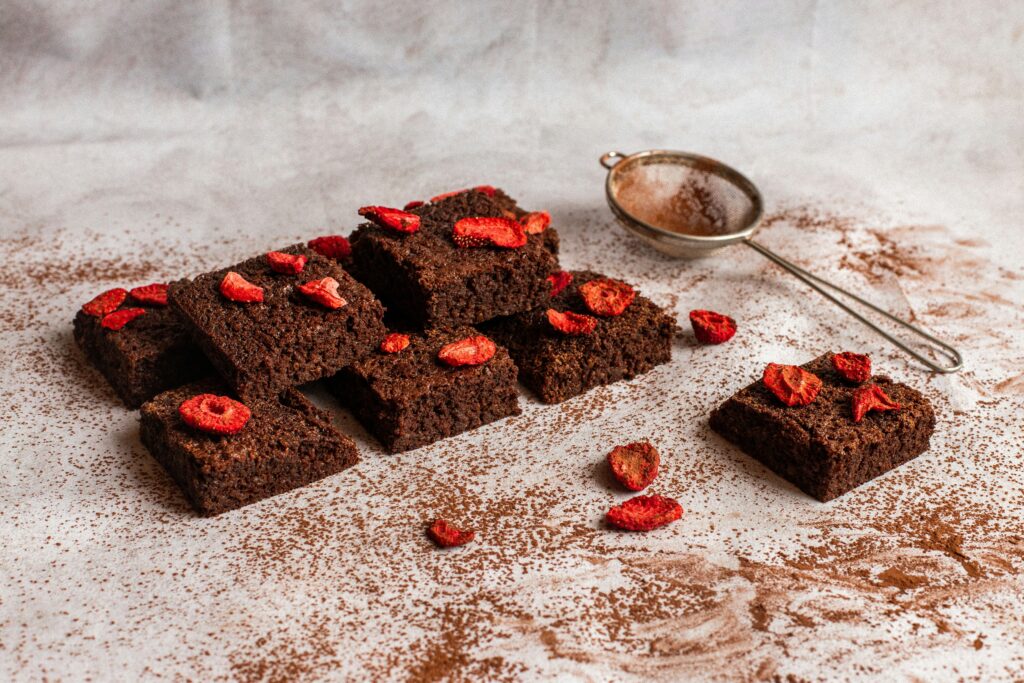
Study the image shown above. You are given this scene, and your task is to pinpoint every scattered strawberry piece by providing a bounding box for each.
[606,494,682,531]
[297,277,347,309]
[452,217,527,249]
[607,442,660,491]
[438,335,496,367]
[380,332,411,354]
[832,351,872,383]
[266,251,307,274]
[547,270,573,297]
[579,278,636,317]
[546,309,597,336]
[308,235,351,260]
[520,211,551,234]
[851,384,901,422]
[473,185,497,196]
[82,288,127,317]
[762,363,822,407]
[129,283,168,307]
[220,272,264,303]
[689,309,737,344]
[178,393,251,435]
[427,519,475,548]
[429,189,465,203]
[358,206,420,234]
[100,307,146,330]
[403,200,425,210]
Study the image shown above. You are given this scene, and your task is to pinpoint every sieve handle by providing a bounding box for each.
[744,239,963,373]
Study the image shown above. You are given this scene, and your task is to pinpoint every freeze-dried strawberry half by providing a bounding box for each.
[297,277,347,310]
[851,384,900,422]
[546,309,597,336]
[547,270,573,297]
[129,283,168,307]
[358,206,420,234]
[427,519,475,548]
[452,217,527,249]
[429,185,497,203]
[178,393,251,435]
[220,271,264,303]
[579,278,636,317]
[606,494,682,532]
[832,351,872,383]
[607,441,660,491]
[266,251,307,275]
[403,200,425,210]
[380,332,410,354]
[520,211,551,234]
[762,363,822,407]
[689,309,736,344]
[100,307,146,331]
[82,288,128,317]
[307,235,351,260]
[437,335,496,367]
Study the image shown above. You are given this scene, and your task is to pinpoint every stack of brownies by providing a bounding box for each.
[74,186,678,515]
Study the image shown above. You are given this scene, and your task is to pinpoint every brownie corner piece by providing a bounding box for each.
[708,353,936,502]
[140,380,359,515]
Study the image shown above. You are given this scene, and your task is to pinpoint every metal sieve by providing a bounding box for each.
[600,150,963,373]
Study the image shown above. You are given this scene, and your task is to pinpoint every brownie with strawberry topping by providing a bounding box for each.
[708,353,935,502]
[480,270,677,404]
[169,245,386,400]
[348,188,559,328]
[329,326,520,453]
[140,380,359,515]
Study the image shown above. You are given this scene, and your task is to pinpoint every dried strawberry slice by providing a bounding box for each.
[689,309,736,344]
[607,442,660,491]
[307,235,351,260]
[832,351,872,383]
[427,519,475,548]
[82,288,127,317]
[403,200,425,210]
[437,335,496,367]
[851,384,900,422]
[429,185,496,203]
[473,185,497,196]
[579,278,636,317]
[762,363,822,407]
[297,277,347,309]
[266,251,307,274]
[520,211,551,234]
[129,283,168,307]
[220,271,264,303]
[178,393,251,435]
[380,332,411,353]
[100,307,146,330]
[358,206,420,234]
[452,217,527,249]
[546,309,597,336]
[606,494,682,532]
[547,270,573,297]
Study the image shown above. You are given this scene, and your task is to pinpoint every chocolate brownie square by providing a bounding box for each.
[329,327,521,453]
[709,354,936,502]
[169,245,386,400]
[140,380,359,515]
[348,189,559,328]
[481,270,677,403]
[73,285,211,408]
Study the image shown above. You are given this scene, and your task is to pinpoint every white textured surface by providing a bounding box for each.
[2,2,1023,681]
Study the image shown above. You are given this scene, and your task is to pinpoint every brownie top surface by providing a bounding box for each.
[349,189,557,283]
[76,283,192,356]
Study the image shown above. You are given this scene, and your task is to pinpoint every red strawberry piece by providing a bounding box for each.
[832,351,872,383]
[851,384,900,422]
[547,270,573,297]
[178,393,251,435]
[452,217,527,249]
[100,307,146,331]
[546,308,597,336]
[220,271,264,303]
[472,185,497,196]
[607,442,660,491]
[762,363,822,407]
[307,235,351,260]
[403,200,425,210]
[380,332,411,353]
[129,283,169,307]
[427,519,475,548]
[358,206,420,234]
[429,189,466,203]
[520,210,551,234]
[606,494,682,532]
[82,288,127,317]
[266,251,307,274]
[297,277,347,309]
[579,278,636,317]
[437,335,496,367]
[689,309,737,344]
